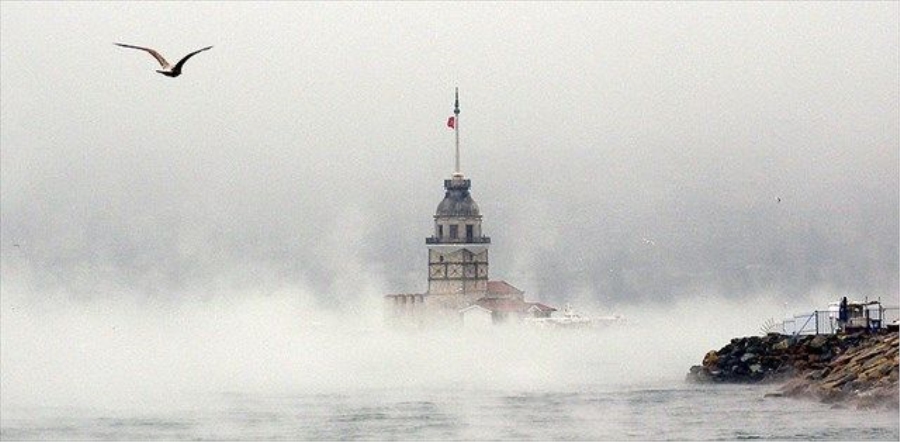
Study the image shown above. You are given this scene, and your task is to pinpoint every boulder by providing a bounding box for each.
[702,350,719,367]
[809,334,829,350]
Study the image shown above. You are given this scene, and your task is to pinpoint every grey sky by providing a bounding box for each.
[1,2,897,308]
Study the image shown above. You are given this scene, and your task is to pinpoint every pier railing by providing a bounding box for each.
[781,306,898,336]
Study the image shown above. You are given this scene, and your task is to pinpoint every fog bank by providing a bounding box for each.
[2,282,793,412]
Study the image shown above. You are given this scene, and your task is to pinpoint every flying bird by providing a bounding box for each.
[114,43,213,77]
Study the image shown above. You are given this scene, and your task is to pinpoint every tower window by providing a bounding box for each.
[466,224,474,240]
[449,225,458,239]
[438,225,443,237]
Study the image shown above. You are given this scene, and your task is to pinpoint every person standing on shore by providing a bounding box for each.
[838,297,849,332]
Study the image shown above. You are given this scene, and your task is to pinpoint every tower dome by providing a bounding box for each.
[436,174,480,217]
[427,172,490,246]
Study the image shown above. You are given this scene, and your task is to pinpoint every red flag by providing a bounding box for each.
[447,116,456,129]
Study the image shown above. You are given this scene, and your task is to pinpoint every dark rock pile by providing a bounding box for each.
[688,333,848,383]
[687,331,899,409]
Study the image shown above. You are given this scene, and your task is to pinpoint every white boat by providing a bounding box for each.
[523,304,624,329]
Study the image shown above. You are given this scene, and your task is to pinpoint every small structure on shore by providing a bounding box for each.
[831,298,891,333]
[782,298,897,336]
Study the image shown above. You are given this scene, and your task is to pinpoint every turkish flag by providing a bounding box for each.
[447,116,456,129]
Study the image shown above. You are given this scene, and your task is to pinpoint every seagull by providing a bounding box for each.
[776,196,782,203]
[114,43,213,77]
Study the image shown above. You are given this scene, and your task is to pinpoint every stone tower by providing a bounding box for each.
[426,172,490,306]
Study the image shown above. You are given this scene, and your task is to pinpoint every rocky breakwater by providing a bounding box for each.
[687,332,899,409]
[779,332,898,408]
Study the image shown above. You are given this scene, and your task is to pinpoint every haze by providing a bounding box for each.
[1,3,897,308]
[1,2,899,424]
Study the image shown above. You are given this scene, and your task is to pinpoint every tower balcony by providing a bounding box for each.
[445,178,471,190]
[426,236,491,245]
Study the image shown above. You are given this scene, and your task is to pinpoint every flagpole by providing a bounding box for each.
[454,87,460,175]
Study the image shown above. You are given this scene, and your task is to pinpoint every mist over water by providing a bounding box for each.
[5,284,899,440]
[2,274,789,413]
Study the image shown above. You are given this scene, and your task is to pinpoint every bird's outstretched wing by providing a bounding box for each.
[114,43,171,68]
[171,46,213,75]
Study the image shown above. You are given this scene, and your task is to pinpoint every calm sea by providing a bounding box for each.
[2,382,898,441]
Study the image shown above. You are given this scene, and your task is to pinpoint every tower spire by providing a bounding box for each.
[454,87,460,175]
